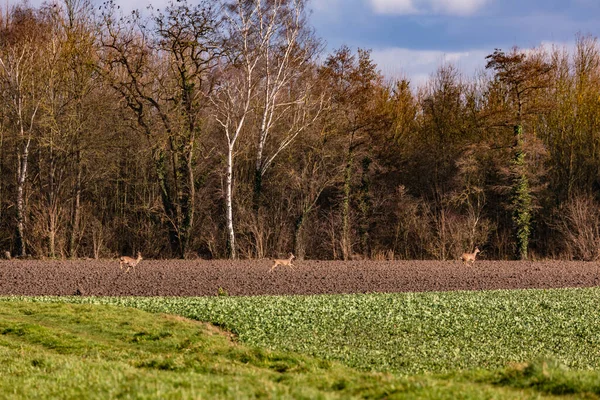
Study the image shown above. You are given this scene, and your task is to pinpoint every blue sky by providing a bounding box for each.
[310,0,600,86]
[9,0,600,87]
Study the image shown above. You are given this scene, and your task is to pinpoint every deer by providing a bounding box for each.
[119,252,143,272]
[461,247,480,265]
[269,253,295,272]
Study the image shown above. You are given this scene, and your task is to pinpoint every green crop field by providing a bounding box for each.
[2,287,600,398]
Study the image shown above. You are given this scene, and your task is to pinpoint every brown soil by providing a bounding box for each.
[0,259,599,296]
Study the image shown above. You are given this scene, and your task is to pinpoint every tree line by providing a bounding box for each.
[1,0,600,261]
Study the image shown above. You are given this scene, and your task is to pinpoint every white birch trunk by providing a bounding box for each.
[226,143,236,259]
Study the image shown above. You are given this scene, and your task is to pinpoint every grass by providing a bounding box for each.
[2,287,600,398]
[0,300,565,399]
[13,287,600,374]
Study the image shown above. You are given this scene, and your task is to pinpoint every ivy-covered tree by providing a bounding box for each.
[485,47,552,260]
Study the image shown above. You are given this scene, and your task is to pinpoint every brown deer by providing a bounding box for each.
[270,253,295,272]
[119,252,143,272]
[461,247,480,265]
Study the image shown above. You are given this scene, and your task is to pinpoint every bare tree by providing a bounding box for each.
[210,2,255,259]
[289,145,337,259]
[26,0,98,258]
[0,6,46,257]
[61,0,98,258]
[319,46,385,260]
[98,0,220,257]
[212,0,326,259]
[248,0,323,210]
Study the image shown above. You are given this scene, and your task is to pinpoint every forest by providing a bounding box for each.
[1,0,600,261]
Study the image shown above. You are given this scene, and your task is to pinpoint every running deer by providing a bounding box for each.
[270,253,295,272]
[119,252,143,272]
[461,247,480,265]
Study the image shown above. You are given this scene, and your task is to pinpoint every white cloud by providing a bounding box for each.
[371,40,581,88]
[370,0,490,16]
[370,47,490,87]
[311,0,344,12]
[371,0,417,14]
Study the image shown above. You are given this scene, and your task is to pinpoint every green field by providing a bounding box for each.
[1,288,600,398]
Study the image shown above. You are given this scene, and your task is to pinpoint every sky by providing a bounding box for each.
[9,0,600,87]
[310,0,600,86]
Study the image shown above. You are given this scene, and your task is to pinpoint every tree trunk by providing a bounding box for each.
[341,145,354,261]
[0,129,4,235]
[47,143,57,258]
[168,136,196,259]
[358,156,372,257]
[512,123,532,260]
[154,147,181,256]
[175,140,195,259]
[253,125,267,212]
[226,144,237,259]
[293,213,306,260]
[253,167,263,212]
[68,149,82,258]
[48,227,56,258]
[15,138,31,257]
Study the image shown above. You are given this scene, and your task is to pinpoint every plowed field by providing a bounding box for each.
[0,259,599,296]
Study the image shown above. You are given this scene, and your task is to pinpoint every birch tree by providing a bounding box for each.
[212,0,323,258]
[210,1,256,259]
[247,0,323,210]
[0,6,46,257]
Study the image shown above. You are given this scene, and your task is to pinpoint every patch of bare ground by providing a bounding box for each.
[0,259,599,296]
